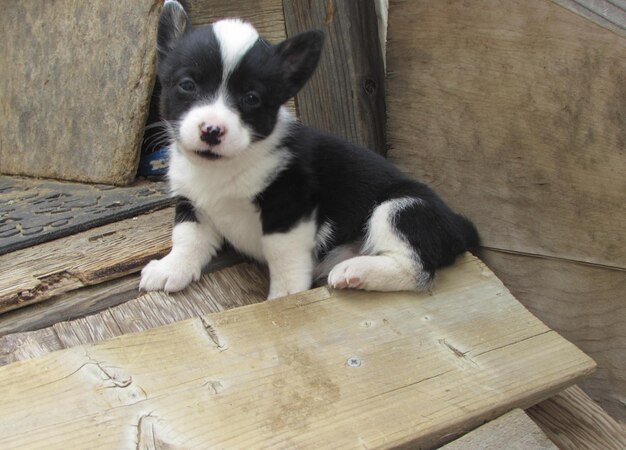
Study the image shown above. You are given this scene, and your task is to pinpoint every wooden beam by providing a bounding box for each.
[528,385,626,449]
[0,254,595,448]
[441,409,558,449]
[284,0,387,154]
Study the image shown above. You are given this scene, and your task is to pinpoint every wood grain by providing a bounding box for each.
[0,254,595,449]
[441,408,557,450]
[284,0,387,154]
[386,0,626,268]
[528,385,626,449]
[480,249,626,422]
[0,208,174,314]
[186,0,286,41]
[0,263,267,367]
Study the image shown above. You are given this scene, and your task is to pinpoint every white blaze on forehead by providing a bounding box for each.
[212,19,259,80]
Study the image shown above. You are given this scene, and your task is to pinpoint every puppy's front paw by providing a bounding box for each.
[139,255,201,292]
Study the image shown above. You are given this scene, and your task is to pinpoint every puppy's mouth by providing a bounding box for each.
[194,149,223,160]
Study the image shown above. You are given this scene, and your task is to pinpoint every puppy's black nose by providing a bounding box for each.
[200,124,225,146]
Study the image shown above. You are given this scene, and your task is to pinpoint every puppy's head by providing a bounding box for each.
[157,1,324,162]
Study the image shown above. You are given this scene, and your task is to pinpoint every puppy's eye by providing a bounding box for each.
[243,92,261,107]
[178,79,196,93]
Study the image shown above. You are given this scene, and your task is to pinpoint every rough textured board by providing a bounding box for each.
[0,274,139,337]
[284,0,387,154]
[386,0,626,268]
[186,0,285,41]
[480,249,626,422]
[441,408,557,450]
[0,176,171,255]
[0,250,244,337]
[0,208,174,314]
[0,254,595,449]
[528,385,626,449]
[0,263,267,366]
[0,0,160,185]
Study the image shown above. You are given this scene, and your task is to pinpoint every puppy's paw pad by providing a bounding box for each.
[139,257,199,293]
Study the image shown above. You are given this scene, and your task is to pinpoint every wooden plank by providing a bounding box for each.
[0,249,243,337]
[386,0,626,268]
[284,0,387,154]
[0,254,595,449]
[480,249,626,422]
[0,208,174,314]
[441,409,558,450]
[528,385,626,449]
[186,0,286,41]
[0,263,268,367]
[0,0,160,185]
[0,274,139,337]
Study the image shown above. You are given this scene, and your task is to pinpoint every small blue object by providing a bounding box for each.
[138,148,169,177]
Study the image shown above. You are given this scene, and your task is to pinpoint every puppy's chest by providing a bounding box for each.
[199,196,265,261]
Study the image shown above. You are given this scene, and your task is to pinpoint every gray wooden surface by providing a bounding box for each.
[0,0,160,185]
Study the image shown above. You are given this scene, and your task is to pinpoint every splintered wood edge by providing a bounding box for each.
[0,208,175,314]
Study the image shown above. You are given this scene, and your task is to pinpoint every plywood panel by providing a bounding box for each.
[0,254,595,449]
[0,0,160,185]
[386,0,626,268]
[481,249,626,422]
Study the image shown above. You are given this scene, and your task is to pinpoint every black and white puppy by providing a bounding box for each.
[140,1,479,300]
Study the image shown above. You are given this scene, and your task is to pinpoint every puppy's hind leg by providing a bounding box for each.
[328,198,432,292]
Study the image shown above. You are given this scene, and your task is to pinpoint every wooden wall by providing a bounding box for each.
[386,0,626,421]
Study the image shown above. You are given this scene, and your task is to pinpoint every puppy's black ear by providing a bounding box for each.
[157,1,190,62]
[275,30,325,101]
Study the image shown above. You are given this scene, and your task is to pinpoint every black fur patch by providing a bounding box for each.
[174,196,198,223]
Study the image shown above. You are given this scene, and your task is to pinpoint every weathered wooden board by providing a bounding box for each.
[0,0,160,185]
[284,0,387,154]
[0,274,139,337]
[441,408,557,450]
[528,385,626,449]
[0,263,267,367]
[0,208,174,314]
[386,0,626,268]
[186,0,285,41]
[0,254,595,449]
[480,249,626,422]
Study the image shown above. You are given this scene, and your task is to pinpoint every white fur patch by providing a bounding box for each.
[262,219,317,300]
[315,220,335,254]
[212,19,259,80]
[140,221,222,292]
[328,197,429,291]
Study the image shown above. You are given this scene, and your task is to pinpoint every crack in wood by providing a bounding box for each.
[439,339,479,366]
[199,317,228,351]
